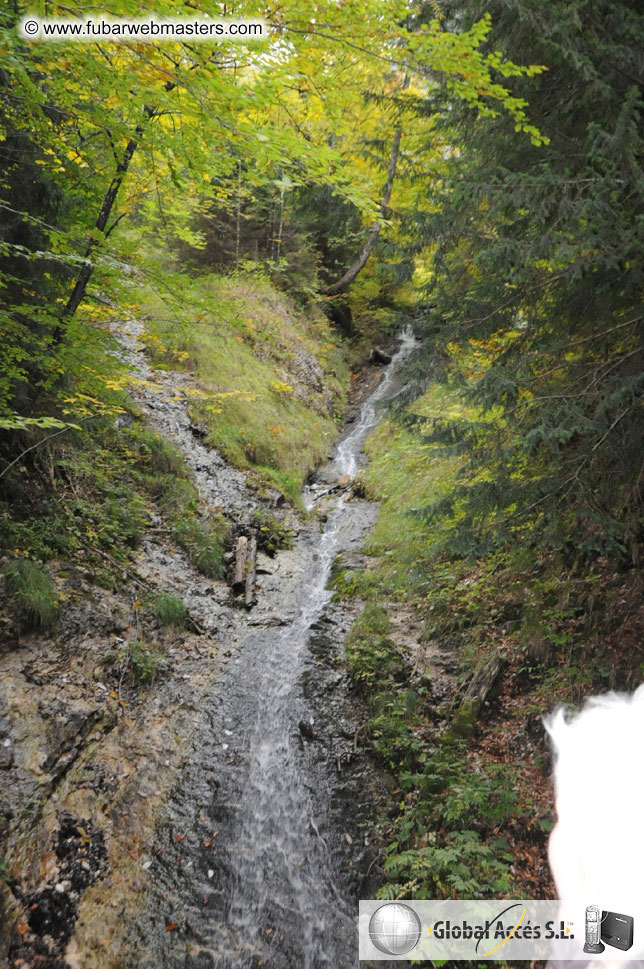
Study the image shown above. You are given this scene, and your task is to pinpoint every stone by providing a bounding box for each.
[369,346,392,365]
[0,746,13,769]
[298,720,318,741]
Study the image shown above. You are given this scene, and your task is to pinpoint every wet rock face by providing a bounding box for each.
[300,600,396,899]
[38,700,104,776]
[10,813,107,967]
[0,710,14,770]
[27,886,77,942]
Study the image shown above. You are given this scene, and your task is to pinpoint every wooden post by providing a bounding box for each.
[232,535,248,594]
[245,534,257,609]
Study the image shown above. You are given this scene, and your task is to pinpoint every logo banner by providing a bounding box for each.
[359,900,641,960]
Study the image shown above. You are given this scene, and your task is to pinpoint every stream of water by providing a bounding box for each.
[135,328,418,969]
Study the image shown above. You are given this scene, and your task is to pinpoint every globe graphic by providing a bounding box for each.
[369,902,422,955]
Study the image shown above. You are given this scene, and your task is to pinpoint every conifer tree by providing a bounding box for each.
[413,0,644,563]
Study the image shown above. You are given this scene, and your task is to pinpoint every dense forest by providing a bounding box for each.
[1,0,643,966]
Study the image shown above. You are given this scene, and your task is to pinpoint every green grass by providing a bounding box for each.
[329,383,471,602]
[171,515,230,579]
[0,421,205,575]
[4,559,59,631]
[139,271,349,501]
[138,431,187,477]
[362,382,471,597]
[329,560,379,600]
[150,593,189,628]
[350,602,389,636]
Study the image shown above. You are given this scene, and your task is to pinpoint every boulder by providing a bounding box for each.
[369,347,392,365]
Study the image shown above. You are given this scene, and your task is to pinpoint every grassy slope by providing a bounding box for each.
[139,271,349,504]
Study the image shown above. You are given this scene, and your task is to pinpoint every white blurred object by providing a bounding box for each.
[545,685,644,967]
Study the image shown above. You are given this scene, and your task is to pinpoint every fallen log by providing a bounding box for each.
[308,478,354,504]
[232,535,248,594]
[451,649,505,737]
[462,649,504,712]
[245,534,257,609]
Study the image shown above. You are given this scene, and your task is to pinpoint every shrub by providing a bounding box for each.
[250,508,293,555]
[102,640,168,684]
[127,641,168,683]
[4,560,59,631]
[345,604,405,686]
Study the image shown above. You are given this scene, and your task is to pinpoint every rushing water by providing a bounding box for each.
[135,328,418,969]
[335,327,418,481]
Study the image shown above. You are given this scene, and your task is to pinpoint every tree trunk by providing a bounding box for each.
[325,78,407,298]
[235,160,242,269]
[53,107,154,343]
[276,183,285,262]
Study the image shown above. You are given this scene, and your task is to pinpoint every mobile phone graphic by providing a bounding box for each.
[584,904,606,953]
